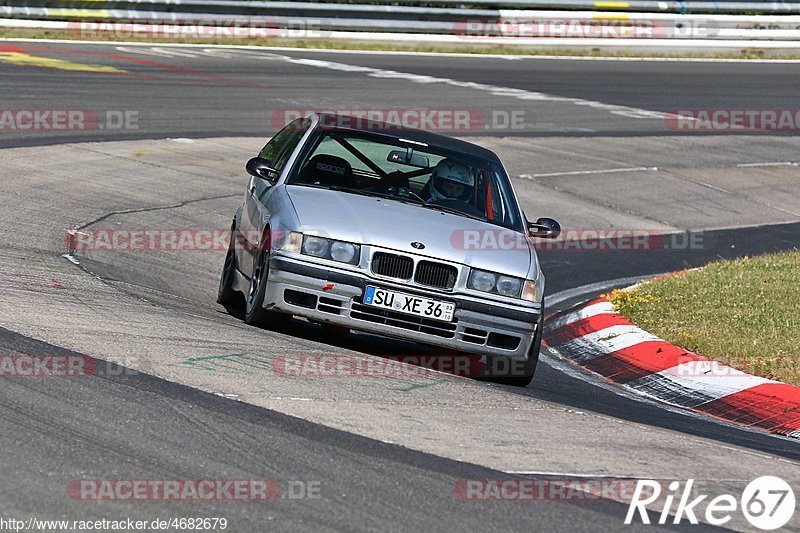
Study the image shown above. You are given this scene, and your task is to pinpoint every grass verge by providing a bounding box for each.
[607,250,800,385]
[2,27,800,59]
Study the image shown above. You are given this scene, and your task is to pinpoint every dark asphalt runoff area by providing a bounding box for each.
[0,327,713,532]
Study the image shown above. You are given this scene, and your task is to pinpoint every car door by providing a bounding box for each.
[238,118,310,277]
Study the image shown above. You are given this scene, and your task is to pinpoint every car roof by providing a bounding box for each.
[313,112,501,163]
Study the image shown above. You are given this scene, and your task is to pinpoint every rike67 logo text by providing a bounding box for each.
[626,476,795,530]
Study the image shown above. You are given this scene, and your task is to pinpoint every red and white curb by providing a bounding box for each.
[543,297,800,439]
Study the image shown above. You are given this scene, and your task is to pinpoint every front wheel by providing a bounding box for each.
[485,352,539,388]
[217,226,243,307]
[244,242,290,328]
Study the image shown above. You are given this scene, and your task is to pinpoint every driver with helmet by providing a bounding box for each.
[427,159,474,204]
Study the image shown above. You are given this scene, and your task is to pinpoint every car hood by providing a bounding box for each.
[286,185,533,278]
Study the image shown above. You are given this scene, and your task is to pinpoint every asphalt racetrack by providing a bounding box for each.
[1,41,799,531]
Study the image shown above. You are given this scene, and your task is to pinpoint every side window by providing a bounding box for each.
[258,118,310,173]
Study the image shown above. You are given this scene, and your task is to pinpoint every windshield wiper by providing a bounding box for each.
[419,203,486,222]
[363,190,425,205]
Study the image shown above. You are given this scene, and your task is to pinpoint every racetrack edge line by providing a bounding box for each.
[543,291,800,440]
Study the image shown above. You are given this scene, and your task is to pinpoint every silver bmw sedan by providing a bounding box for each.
[218,113,560,386]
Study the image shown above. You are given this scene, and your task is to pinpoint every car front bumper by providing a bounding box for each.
[259,255,541,360]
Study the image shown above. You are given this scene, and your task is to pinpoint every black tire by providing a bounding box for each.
[217,225,243,307]
[485,302,545,388]
[244,232,290,328]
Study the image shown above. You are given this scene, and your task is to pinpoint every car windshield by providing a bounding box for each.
[286,130,524,230]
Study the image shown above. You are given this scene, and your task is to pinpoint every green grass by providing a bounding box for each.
[608,250,800,385]
[2,27,799,59]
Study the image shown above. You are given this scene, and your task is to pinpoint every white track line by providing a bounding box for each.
[546,275,663,308]
[736,161,799,167]
[503,470,647,478]
[278,56,670,120]
[519,166,658,179]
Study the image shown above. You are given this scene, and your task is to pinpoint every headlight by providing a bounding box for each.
[300,235,360,265]
[330,241,357,263]
[469,268,531,300]
[468,270,496,292]
[496,276,522,297]
[302,236,329,258]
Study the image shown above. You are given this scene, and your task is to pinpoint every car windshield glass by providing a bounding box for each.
[286,130,523,230]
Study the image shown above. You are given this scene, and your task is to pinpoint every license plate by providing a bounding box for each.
[363,286,455,322]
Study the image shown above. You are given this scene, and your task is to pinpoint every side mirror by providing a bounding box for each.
[528,217,561,239]
[246,157,279,183]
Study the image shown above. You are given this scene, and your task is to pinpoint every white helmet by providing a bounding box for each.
[430,159,473,202]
